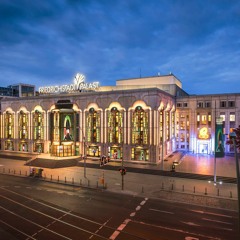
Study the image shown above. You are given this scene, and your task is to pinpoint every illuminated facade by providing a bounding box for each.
[0,73,239,164]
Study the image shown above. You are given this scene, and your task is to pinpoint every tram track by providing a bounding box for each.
[0,187,150,240]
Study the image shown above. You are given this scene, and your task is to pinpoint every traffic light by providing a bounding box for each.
[119,168,126,175]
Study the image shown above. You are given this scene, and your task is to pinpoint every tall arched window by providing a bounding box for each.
[132,106,148,145]
[33,110,44,140]
[159,110,164,143]
[19,111,28,139]
[108,107,123,143]
[5,112,14,139]
[86,108,100,143]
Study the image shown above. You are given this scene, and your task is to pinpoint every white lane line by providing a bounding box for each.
[0,194,108,239]
[0,205,72,240]
[89,217,111,239]
[133,219,220,240]
[181,221,201,226]
[202,218,233,225]
[149,208,174,215]
[191,210,233,218]
[0,219,37,240]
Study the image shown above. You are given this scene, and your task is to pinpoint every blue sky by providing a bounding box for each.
[0,0,239,95]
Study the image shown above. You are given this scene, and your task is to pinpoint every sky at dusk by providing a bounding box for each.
[0,0,240,95]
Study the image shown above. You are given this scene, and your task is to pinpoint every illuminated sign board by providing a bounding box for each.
[39,73,99,94]
[198,127,210,139]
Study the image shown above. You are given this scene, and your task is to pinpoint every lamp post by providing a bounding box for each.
[229,132,240,233]
[83,136,86,178]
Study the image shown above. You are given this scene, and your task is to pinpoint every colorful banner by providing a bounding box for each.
[215,117,224,158]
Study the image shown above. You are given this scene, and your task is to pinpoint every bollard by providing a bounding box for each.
[25,171,27,176]
[182,185,184,192]
[142,186,144,193]
[44,173,46,179]
[80,179,82,185]
[217,189,220,196]
[72,178,74,185]
[58,176,59,182]
[65,177,66,183]
[104,183,107,189]
[51,175,52,181]
[205,187,207,195]
[193,186,195,193]
[230,191,232,198]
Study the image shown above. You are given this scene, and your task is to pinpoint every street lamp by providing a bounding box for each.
[229,132,240,233]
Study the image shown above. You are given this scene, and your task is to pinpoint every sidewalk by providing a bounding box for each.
[0,152,238,211]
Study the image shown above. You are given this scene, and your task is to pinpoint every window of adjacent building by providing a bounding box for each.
[205,101,211,108]
[230,112,235,128]
[177,103,182,107]
[230,113,235,122]
[132,106,149,145]
[197,102,204,108]
[186,115,189,130]
[201,115,207,125]
[183,103,188,107]
[108,107,123,144]
[208,113,211,127]
[220,113,225,121]
[228,101,235,108]
[197,113,200,128]
[180,133,185,142]
[220,101,227,108]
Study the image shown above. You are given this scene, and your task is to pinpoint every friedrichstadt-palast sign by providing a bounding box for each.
[39,73,100,94]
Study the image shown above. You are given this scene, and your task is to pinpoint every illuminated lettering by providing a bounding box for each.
[39,73,99,95]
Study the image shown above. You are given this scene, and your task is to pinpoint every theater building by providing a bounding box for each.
[0,73,239,164]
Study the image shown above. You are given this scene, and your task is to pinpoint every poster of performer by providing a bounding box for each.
[215,117,224,158]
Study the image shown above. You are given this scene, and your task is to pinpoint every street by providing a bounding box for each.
[0,174,239,240]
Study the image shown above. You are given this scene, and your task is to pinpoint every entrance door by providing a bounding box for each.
[199,143,208,154]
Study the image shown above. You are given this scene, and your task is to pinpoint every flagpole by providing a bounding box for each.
[214,100,217,183]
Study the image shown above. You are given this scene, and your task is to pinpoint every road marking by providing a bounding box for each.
[89,218,111,239]
[133,219,219,240]
[149,208,174,214]
[202,217,233,225]
[191,210,233,218]
[109,219,131,240]
[0,219,37,240]
[136,206,141,211]
[130,212,135,217]
[181,221,201,226]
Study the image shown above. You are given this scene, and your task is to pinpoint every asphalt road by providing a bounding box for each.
[0,174,239,240]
